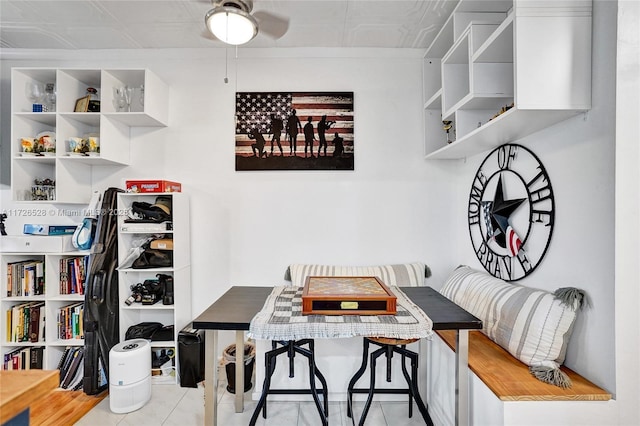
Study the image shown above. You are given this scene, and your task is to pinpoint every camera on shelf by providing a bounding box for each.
[125,274,174,306]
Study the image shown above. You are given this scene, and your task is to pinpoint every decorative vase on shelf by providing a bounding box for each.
[25,81,45,112]
[113,87,127,112]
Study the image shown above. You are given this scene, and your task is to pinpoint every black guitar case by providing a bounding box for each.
[83,187,123,395]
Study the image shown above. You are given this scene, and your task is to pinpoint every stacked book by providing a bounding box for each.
[6,259,45,297]
[57,302,84,340]
[6,301,45,343]
[59,256,89,295]
[2,346,44,370]
[57,346,84,390]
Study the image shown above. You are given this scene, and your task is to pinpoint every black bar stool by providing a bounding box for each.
[249,339,329,426]
[347,337,434,426]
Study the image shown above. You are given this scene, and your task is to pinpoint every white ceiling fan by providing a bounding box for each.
[203,0,289,45]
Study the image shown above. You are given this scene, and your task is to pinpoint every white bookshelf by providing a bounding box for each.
[423,0,592,159]
[116,192,191,385]
[1,250,89,373]
[10,68,169,203]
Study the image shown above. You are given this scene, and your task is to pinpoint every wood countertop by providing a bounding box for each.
[0,370,59,424]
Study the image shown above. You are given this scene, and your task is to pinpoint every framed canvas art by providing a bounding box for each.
[235,91,354,171]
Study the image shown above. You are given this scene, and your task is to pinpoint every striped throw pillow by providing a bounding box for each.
[286,262,428,287]
[440,266,585,388]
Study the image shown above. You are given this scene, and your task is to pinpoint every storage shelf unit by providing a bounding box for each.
[423,0,592,160]
[1,251,89,371]
[11,68,169,203]
[116,192,191,385]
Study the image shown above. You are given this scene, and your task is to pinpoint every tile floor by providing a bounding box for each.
[76,377,429,426]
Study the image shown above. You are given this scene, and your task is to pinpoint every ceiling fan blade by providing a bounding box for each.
[201,29,220,42]
[253,11,289,40]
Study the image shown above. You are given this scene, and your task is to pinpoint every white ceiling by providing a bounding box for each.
[0,0,459,50]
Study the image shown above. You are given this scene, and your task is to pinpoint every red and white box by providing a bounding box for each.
[125,179,182,193]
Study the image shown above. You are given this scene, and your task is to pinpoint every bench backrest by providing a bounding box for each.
[286,262,428,287]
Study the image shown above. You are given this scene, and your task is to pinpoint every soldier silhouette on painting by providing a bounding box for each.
[249,128,268,158]
[332,132,344,157]
[317,115,335,157]
[286,109,302,156]
[269,114,284,156]
[303,116,316,158]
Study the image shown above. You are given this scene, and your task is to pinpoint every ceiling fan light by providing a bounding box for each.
[205,6,258,45]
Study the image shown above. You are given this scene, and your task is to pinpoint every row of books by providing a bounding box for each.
[6,302,45,343]
[57,346,84,390]
[2,346,44,370]
[6,259,44,297]
[6,301,85,343]
[58,302,84,340]
[2,346,86,391]
[59,256,89,295]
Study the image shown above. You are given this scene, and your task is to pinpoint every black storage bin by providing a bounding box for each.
[178,326,205,388]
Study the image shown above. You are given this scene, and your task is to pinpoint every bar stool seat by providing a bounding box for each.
[347,337,434,426]
[250,339,328,426]
[368,337,418,346]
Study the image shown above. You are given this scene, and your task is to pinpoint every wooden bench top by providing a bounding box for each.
[436,330,611,402]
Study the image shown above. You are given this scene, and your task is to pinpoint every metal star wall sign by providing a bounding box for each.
[487,176,525,255]
[467,144,556,281]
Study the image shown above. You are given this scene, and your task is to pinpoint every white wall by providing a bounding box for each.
[612,1,640,424]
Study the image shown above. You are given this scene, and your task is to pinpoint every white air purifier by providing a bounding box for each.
[109,339,152,413]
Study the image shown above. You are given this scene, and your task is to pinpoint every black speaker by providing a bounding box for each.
[161,274,174,305]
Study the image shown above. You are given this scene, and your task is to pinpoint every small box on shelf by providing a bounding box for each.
[126,180,181,194]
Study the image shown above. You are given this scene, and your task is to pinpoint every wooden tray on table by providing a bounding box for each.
[301,276,397,315]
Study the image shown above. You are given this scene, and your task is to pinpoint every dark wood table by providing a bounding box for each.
[193,286,481,426]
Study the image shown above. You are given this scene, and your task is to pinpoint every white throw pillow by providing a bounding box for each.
[440,266,586,388]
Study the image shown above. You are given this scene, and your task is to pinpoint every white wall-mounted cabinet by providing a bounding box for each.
[116,192,191,385]
[11,68,169,203]
[423,0,592,159]
[1,251,89,373]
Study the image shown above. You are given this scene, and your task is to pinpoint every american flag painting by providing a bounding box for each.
[235,91,354,171]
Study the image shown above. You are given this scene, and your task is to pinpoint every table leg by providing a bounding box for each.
[235,331,245,413]
[204,330,218,426]
[455,330,469,426]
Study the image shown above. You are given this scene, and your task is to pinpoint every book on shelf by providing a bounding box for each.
[8,302,45,343]
[2,346,43,370]
[28,302,45,343]
[59,347,84,389]
[57,302,84,340]
[6,259,45,297]
[59,255,89,295]
[30,346,44,369]
[10,302,28,342]
[56,347,71,370]
[5,308,10,342]
[39,304,45,343]
[35,261,44,294]
[57,347,74,384]
[5,348,23,370]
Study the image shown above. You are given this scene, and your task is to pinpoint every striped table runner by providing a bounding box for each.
[248,285,433,341]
